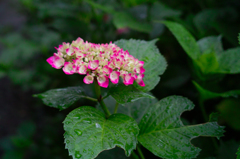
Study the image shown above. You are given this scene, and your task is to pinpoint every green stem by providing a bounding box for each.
[199,98,208,122]
[137,145,145,159]
[83,96,98,102]
[131,151,140,159]
[199,98,219,152]
[114,102,119,114]
[94,79,111,118]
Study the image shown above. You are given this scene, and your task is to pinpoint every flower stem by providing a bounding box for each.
[199,98,219,152]
[131,151,140,159]
[82,96,98,102]
[94,79,111,118]
[114,102,119,114]
[137,145,145,159]
[199,98,208,121]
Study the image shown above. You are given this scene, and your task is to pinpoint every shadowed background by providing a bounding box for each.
[0,0,240,158]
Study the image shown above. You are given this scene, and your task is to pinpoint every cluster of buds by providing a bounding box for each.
[47,37,145,88]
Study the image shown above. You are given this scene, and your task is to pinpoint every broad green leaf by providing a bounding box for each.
[18,121,36,138]
[96,147,132,159]
[64,106,139,159]
[193,9,219,35]
[138,96,225,159]
[197,36,223,56]
[150,2,182,21]
[237,146,240,159]
[10,136,31,148]
[0,71,6,78]
[33,87,87,110]
[197,52,219,73]
[217,47,240,74]
[218,140,240,159]
[2,150,24,159]
[97,95,158,123]
[85,0,115,14]
[108,84,154,104]
[113,12,152,33]
[238,33,240,45]
[217,99,240,130]
[163,21,201,60]
[193,81,240,101]
[114,39,167,92]
[86,1,151,33]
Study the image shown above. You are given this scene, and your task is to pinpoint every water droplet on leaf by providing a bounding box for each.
[74,129,82,136]
[83,119,92,124]
[95,123,101,128]
[75,151,82,158]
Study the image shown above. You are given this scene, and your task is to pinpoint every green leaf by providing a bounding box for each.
[113,12,152,33]
[138,96,225,159]
[193,81,240,101]
[18,121,36,138]
[237,146,240,159]
[238,33,240,45]
[197,52,219,73]
[97,95,158,123]
[96,147,132,159]
[108,84,154,104]
[217,99,240,130]
[150,2,182,21]
[2,150,24,159]
[217,47,240,74]
[85,0,115,14]
[163,21,201,60]
[33,87,86,110]
[217,140,240,159]
[193,9,219,35]
[64,106,139,159]
[197,36,223,56]
[10,136,31,148]
[114,39,167,92]
[0,71,6,79]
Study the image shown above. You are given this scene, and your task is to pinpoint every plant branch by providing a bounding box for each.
[199,98,208,122]
[114,102,119,114]
[131,151,140,159]
[137,145,145,159]
[94,79,111,118]
[82,96,98,102]
[199,97,219,152]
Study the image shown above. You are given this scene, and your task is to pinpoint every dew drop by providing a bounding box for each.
[73,115,81,120]
[83,119,92,124]
[95,123,101,128]
[75,151,82,158]
[66,140,70,143]
[83,149,86,153]
[74,129,82,136]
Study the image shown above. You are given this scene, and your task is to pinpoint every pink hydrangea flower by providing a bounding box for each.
[46,37,146,88]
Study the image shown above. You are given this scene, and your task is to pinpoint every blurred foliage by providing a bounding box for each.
[1,0,240,158]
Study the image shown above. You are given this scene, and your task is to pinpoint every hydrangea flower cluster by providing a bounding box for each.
[47,37,145,88]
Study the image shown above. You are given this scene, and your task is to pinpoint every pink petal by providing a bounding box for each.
[103,65,112,74]
[78,65,87,75]
[88,60,99,70]
[97,75,109,88]
[46,55,65,69]
[139,66,145,74]
[62,62,75,75]
[136,74,145,87]
[123,74,134,86]
[110,71,120,84]
[83,75,94,84]
[66,47,75,56]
